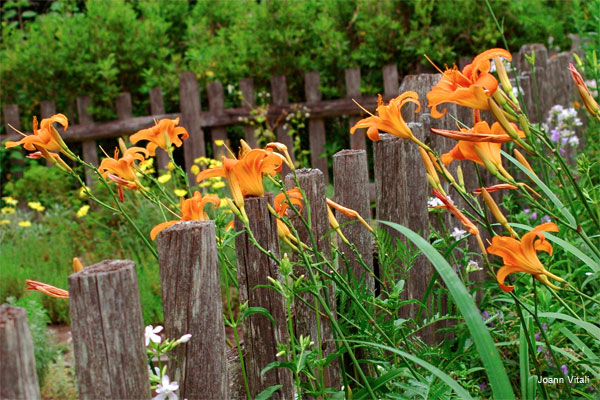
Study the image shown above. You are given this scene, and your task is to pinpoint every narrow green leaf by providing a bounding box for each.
[502,150,577,227]
[560,327,598,361]
[240,306,276,327]
[519,319,530,399]
[353,341,473,400]
[255,385,283,400]
[380,221,515,400]
[539,312,600,340]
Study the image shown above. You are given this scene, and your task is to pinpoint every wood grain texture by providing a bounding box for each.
[284,169,340,390]
[382,64,399,97]
[149,87,170,171]
[68,259,150,400]
[332,150,374,292]
[0,305,41,400]
[77,96,98,188]
[305,72,329,183]
[207,81,229,158]
[373,133,434,343]
[179,72,205,182]
[116,92,133,120]
[345,68,366,150]
[3,104,24,178]
[239,78,259,148]
[234,196,294,399]
[157,221,229,400]
[270,75,295,170]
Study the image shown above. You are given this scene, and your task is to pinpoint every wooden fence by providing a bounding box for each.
[0,42,581,399]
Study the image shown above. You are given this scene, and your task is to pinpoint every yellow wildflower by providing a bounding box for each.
[158,174,172,183]
[167,162,176,171]
[190,165,200,175]
[28,202,45,212]
[77,205,90,218]
[18,221,32,227]
[214,140,225,147]
[0,219,10,225]
[79,186,91,199]
[139,157,154,171]
[1,207,16,215]
[174,189,187,197]
[2,196,18,206]
[212,181,226,189]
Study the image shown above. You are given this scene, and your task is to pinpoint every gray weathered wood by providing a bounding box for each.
[284,169,340,389]
[0,305,41,400]
[149,87,170,171]
[207,81,229,158]
[332,150,374,292]
[345,68,367,150]
[68,259,149,400]
[77,96,98,188]
[373,133,434,343]
[240,78,259,148]
[157,221,228,400]
[518,44,549,122]
[305,72,329,182]
[179,72,205,182]
[382,64,399,97]
[3,104,24,178]
[271,75,295,169]
[234,197,294,399]
[116,92,133,120]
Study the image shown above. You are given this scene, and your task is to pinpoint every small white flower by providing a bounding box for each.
[466,260,482,273]
[178,334,192,343]
[227,84,234,94]
[427,197,443,208]
[450,227,467,241]
[154,374,179,400]
[568,136,580,147]
[145,325,163,346]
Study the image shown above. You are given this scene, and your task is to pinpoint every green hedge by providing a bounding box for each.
[1,0,597,132]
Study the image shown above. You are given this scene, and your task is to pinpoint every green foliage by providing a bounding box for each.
[1,0,597,133]
[5,296,63,386]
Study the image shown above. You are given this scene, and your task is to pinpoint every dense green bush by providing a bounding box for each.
[1,0,597,132]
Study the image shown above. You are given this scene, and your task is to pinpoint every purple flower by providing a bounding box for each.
[561,365,568,375]
[537,346,543,353]
[482,311,490,319]
[530,212,538,220]
[535,333,540,341]
[523,208,530,214]
[550,129,560,142]
[542,323,548,330]
[561,137,569,145]
[479,382,487,391]
[541,215,551,223]
[560,147,566,156]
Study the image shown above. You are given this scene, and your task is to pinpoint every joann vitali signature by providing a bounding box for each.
[538,375,590,385]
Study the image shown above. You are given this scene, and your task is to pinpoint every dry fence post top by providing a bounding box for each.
[68,259,149,400]
[156,220,229,400]
[0,305,41,400]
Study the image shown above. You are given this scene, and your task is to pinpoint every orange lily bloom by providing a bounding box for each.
[427,48,512,118]
[487,222,563,292]
[150,191,220,240]
[130,118,189,156]
[351,92,421,142]
[196,148,283,209]
[273,188,304,241]
[26,280,69,299]
[99,146,149,189]
[326,198,373,232]
[438,121,523,179]
[6,114,70,154]
[473,184,518,195]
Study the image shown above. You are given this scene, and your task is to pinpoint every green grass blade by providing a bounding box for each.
[520,318,530,399]
[380,221,515,400]
[511,223,600,271]
[353,341,473,400]
[539,312,600,339]
[560,327,598,361]
[501,150,577,227]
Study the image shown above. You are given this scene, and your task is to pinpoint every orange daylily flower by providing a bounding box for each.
[568,63,600,119]
[130,118,189,156]
[473,184,518,195]
[487,222,563,292]
[438,121,523,179]
[427,48,512,118]
[273,188,304,241]
[150,191,220,240]
[326,198,373,232]
[196,147,283,209]
[26,280,69,299]
[351,92,421,142]
[99,146,149,189]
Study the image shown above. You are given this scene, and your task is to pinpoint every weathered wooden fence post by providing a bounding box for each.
[3,104,24,178]
[116,92,133,121]
[332,150,374,292]
[0,305,41,399]
[207,81,229,158]
[234,197,294,399]
[305,72,329,182]
[157,220,229,399]
[76,95,98,188]
[179,72,205,182]
[149,87,170,171]
[345,68,366,150]
[518,43,549,123]
[271,75,296,169]
[68,259,150,399]
[240,77,259,148]
[285,168,341,389]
